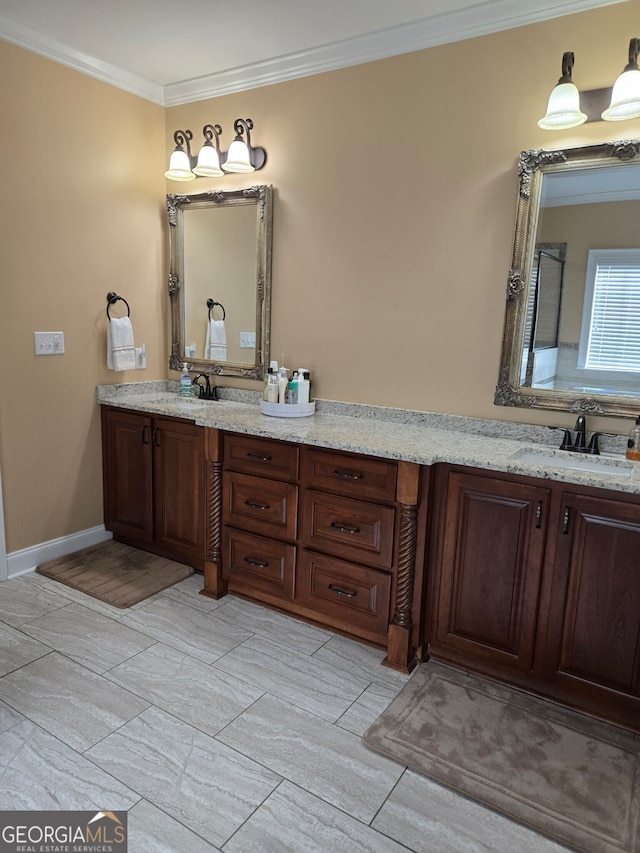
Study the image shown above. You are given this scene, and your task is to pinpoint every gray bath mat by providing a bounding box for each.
[364,661,640,852]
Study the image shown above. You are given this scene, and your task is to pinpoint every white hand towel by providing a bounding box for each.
[107,316,136,371]
[205,319,227,361]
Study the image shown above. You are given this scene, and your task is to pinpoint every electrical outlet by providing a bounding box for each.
[240,332,256,348]
[34,332,65,355]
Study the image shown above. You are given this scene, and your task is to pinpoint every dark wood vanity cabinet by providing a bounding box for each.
[430,468,550,674]
[299,448,399,644]
[217,433,422,670]
[101,406,205,569]
[541,491,640,727]
[222,433,299,601]
[427,464,640,731]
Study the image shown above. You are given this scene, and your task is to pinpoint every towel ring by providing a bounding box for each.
[106,292,131,320]
[207,298,226,321]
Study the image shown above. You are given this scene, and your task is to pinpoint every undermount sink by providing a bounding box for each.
[511,446,634,478]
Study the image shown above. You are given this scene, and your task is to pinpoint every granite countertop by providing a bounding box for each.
[96,381,640,496]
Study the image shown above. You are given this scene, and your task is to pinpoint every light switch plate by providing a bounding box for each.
[34,331,65,355]
[240,332,256,348]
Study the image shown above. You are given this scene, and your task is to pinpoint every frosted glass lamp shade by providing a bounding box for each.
[164,148,195,181]
[193,143,223,177]
[222,139,254,173]
[538,82,587,129]
[602,68,640,120]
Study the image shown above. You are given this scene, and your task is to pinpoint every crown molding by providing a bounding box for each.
[0,12,164,104]
[0,0,630,107]
[164,0,630,104]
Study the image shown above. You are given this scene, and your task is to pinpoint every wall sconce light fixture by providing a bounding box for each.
[164,118,267,181]
[538,38,640,130]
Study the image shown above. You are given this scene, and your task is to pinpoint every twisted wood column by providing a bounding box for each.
[384,461,420,673]
[206,460,223,565]
[201,429,227,599]
[392,502,419,629]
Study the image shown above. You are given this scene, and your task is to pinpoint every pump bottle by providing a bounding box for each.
[626,416,640,460]
[179,363,191,397]
[297,368,310,404]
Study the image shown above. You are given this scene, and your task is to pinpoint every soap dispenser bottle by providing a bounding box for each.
[626,416,640,460]
[179,363,191,397]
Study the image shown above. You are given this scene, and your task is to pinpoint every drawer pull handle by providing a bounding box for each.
[562,506,571,535]
[333,469,363,480]
[328,584,357,598]
[244,557,269,568]
[247,452,273,462]
[141,425,150,444]
[330,521,361,535]
[245,500,270,511]
[535,499,543,529]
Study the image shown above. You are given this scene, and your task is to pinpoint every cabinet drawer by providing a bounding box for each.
[224,472,298,539]
[298,551,391,636]
[223,528,295,599]
[302,490,395,568]
[224,434,299,481]
[301,448,397,501]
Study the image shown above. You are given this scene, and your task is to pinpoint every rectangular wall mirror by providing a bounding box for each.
[495,141,640,418]
[167,185,273,379]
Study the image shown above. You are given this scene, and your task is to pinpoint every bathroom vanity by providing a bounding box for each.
[98,385,640,731]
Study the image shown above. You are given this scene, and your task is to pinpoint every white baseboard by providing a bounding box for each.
[7,525,113,579]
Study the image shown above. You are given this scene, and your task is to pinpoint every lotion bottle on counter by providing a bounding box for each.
[278,367,288,404]
[626,416,640,460]
[297,368,310,404]
[264,360,278,402]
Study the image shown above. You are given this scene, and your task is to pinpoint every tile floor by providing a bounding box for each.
[0,571,568,852]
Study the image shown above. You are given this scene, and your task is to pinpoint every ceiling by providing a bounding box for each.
[0,0,630,106]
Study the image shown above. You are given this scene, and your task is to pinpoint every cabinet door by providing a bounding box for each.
[543,492,640,711]
[152,417,205,563]
[102,407,153,542]
[433,469,549,673]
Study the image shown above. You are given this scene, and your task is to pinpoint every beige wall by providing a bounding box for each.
[166,1,640,416]
[2,1,640,553]
[0,41,166,552]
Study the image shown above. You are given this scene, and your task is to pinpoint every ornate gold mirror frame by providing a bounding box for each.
[495,141,640,417]
[167,185,273,379]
